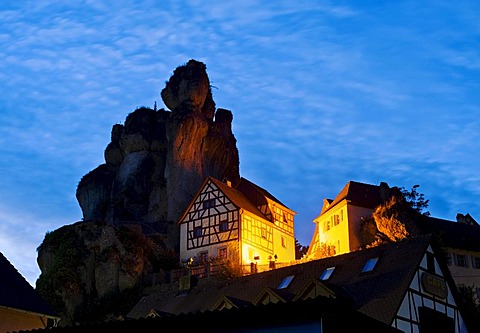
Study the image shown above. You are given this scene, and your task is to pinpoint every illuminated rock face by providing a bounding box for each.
[75,59,240,250]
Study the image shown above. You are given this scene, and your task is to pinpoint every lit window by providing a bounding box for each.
[320,267,335,280]
[218,247,227,259]
[361,258,379,273]
[261,228,267,239]
[278,275,295,289]
[324,220,330,232]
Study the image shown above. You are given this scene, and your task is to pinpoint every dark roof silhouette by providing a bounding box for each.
[419,215,480,252]
[323,180,387,214]
[0,251,58,318]
[127,235,454,326]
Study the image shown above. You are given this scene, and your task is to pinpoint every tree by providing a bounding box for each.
[399,184,430,216]
[295,238,309,260]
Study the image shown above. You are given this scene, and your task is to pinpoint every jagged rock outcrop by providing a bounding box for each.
[36,220,174,326]
[37,59,240,326]
[360,186,422,247]
[75,59,240,249]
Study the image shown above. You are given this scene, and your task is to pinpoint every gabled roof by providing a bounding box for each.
[209,177,267,220]
[321,180,387,215]
[235,177,296,214]
[0,251,59,318]
[128,235,441,326]
[177,176,268,223]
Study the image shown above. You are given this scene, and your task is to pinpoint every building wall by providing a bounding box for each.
[444,247,480,304]
[394,246,468,333]
[346,205,375,251]
[312,201,349,256]
[0,308,50,333]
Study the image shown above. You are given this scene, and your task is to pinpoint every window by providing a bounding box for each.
[194,226,202,238]
[324,220,331,232]
[320,267,335,280]
[472,256,480,269]
[203,198,215,209]
[261,228,267,239]
[361,258,379,273]
[281,236,287,248]
[219,220,229,232]
[218,247,227,259]
[278,275,295,289]
[454,253,468,267]
[332,214,340,226]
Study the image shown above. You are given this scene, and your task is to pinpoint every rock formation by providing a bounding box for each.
[37,59,240,326]
[75,59,240,249]
[360,186,422,247]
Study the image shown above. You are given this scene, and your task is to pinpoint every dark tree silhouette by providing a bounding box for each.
[400,184,430,216]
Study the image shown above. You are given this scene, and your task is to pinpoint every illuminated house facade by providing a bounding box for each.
[178,176,296,273]
[306,180,480,312]
[307,180,389,258]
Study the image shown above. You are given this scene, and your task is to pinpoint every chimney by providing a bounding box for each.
[223,178,232,187]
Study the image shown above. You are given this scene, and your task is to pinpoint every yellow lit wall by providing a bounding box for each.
[310,200,375,258]
[0,308,52,333]
[314,201,349,255]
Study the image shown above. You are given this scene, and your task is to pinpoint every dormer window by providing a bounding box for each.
[320,267,335,280]
[278,275,295,289]
[361,258,379,273]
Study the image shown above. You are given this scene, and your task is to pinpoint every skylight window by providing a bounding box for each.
[278,275,295,289]
[320,267,335,281]
[361,258,379,273]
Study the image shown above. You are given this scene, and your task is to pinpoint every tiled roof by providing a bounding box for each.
[418,215,480,252]
[323,180,386,214]
[21,294,402,333]
[209,177,268,220]
[127,235,434,326]
[0,251,59,318]
[235,177,291,210]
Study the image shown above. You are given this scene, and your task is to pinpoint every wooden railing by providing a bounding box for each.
[168,260,299,283]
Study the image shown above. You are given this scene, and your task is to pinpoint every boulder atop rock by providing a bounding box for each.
[161,59,215,119]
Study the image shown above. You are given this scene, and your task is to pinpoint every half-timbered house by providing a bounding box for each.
[178,176,296,273]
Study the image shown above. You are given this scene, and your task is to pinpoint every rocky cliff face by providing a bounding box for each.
[37,60,240,326]
[75,59,240,249]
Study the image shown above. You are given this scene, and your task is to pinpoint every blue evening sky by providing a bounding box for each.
[1,1,479,286]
